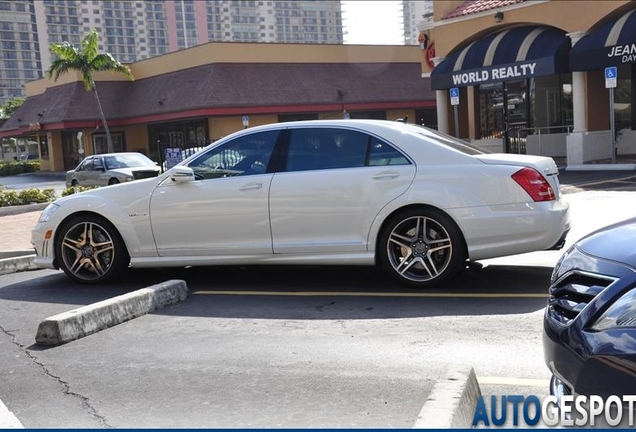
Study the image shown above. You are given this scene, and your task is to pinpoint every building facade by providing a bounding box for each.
[0,42,436,171]
[402,0,433,45]
[0,0,344,106]
[426,0,636,167]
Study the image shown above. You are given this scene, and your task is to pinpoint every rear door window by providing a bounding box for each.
[284,128,410,172]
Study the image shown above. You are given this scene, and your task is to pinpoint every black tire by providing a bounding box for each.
[71,179,78,187]
[55,214,130,284]
[378,207,466,287]
[108,178,120,185]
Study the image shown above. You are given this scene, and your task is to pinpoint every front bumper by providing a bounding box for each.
[31,223,57,269]
[543,247,636,398]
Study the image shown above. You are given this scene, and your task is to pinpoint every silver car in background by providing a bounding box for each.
[65,152,161,187]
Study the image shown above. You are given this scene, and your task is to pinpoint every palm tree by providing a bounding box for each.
[47,29,134,153]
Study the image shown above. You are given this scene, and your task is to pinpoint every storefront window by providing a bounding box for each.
[62,130,85,169]
[279,114,319,122]
[148,119,209,164]
[531,74,573,134]
[39,135,49,159]
[616,64,632,131]
[478,83,505,139]
[416,109,438,130]
[93,133,125,154]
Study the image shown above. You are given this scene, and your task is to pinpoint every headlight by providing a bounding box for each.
[38,203,60,223]
[591,288,636,331]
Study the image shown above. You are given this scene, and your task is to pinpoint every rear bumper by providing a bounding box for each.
[460,198,570,260]
[547,228,569,250]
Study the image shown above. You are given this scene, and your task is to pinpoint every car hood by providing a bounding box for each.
[576,217,636,267]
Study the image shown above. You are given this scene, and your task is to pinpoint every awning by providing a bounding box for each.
[430,26,570,90]
[570,8,636,71]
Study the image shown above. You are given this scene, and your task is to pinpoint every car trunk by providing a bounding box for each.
[475,154,561,197]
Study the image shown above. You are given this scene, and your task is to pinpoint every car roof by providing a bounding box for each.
[214,119,417,143]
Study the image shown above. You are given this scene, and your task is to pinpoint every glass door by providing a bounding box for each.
[504,79,529,154]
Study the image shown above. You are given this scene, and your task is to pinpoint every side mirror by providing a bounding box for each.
[170,166,195,183]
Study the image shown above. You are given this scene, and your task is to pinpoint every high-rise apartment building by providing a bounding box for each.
[0,1,41,103]
[0,0,343,105]
[402,0,433,45]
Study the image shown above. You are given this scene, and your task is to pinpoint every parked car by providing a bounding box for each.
[17,154,39,161]
[33,120,570,284]
[65,152,160,187]
[544,217,636,410]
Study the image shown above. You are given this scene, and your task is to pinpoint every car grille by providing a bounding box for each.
[132,170,159,180]
[547,272,614,325]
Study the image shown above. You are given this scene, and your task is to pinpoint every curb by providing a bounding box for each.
[35,279,189,346]
[0,203,48,217]
[0,399,23,428]
[413,365,481,428]
[566,164,636,171]
[0,254,37,276]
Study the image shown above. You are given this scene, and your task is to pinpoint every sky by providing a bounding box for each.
[341,1,404,45]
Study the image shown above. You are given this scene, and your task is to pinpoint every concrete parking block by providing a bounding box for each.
[0,254,37,276]
[35,279,189,346]
[413,365,481,428]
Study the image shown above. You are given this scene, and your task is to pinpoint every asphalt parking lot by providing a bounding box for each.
[1,168,636,427]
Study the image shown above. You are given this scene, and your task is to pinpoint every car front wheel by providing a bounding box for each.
[378,208,465,287]
[55,215,129,284]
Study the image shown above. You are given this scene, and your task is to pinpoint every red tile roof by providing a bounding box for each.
[442,0,526,20]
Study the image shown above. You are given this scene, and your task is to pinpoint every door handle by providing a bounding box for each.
[239,182,263,191]
[372,171,399,180]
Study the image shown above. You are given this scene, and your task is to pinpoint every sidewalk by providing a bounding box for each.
[0,209,40,253]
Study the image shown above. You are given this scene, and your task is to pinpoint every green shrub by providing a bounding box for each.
[0,187,57,207]
[0,161,40,177]
[61,185,99,196]
[0,190,19,206]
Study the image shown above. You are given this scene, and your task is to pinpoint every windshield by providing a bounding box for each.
[103,153,156,170]
[404,123,489,155]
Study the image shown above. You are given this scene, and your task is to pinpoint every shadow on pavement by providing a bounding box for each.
[0,263,551,319]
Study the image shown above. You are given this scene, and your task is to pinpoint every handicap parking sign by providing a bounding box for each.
[605,67,617,88]
[449,87,460,105]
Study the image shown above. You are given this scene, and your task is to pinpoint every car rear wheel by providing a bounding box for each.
[71,179,78,187]
[378,208,465,287]
[55,215,129,284]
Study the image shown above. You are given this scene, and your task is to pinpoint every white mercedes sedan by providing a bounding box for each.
[32,120,570,286]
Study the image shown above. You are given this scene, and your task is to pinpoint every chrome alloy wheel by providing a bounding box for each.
[59,221,116,281]
[386,216,453,283]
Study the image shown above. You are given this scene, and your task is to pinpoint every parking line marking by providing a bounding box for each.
[478,376,550,387]
[192,290,547,298]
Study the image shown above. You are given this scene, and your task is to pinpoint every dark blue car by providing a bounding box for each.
[544,217,636,406]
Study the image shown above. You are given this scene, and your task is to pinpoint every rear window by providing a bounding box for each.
[405,124,489,156]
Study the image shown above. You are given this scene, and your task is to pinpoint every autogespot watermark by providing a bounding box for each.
[472,395,636,427]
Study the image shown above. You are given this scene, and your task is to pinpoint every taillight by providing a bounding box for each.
[511,167,556,202]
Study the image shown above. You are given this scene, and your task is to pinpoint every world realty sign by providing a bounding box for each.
[452,63,536,85]
[431,61,549,90]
